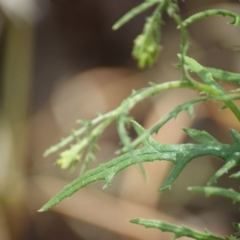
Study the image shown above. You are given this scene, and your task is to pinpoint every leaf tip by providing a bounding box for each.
[159,185,171,192]
[43,150,50,157]
[112,24,118,31]
[37,208,45,213]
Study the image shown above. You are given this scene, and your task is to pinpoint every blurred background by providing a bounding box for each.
[0,0,240,239]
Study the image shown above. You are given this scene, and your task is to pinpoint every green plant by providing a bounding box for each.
[39,1,240,239]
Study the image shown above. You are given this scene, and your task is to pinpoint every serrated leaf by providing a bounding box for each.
[129,218,225,240]
[208,154,240,185]
[183,128,220,145]
[40,123,239,212]
[160,152,193,192]
[188,186,240,203]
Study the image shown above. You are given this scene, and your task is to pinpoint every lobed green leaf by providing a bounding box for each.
[129,218,227,240]
[39,122,240,212]
[188,186,240,203]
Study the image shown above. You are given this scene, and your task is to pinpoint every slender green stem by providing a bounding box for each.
[171,12,190,80]
[112,0,159,30]
[181,9,240,27]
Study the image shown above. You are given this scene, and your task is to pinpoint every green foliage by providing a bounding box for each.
[129,219,237,240]
[39,122,240,212]
[188,187,240,203]
[40,1,240,239]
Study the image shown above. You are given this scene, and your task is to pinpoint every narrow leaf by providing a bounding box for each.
[230,129,240,144]
[129,218,225,240]
[183,128,220,145]
[131,120,155,146]
[189,186,240,203]
[230,171,240,179]
[112,1,157,30]
[160,153,193,192]
[208,156,240,185]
